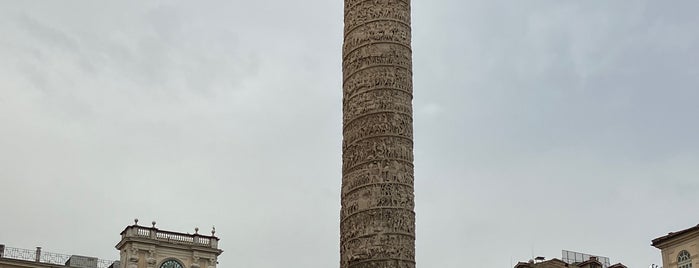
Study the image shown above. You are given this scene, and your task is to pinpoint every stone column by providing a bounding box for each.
[341,0,415,268]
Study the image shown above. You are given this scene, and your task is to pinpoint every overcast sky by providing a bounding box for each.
[1,1,698,268]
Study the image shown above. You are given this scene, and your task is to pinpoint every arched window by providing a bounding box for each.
[160,259,184,268]
[678,250,692,268]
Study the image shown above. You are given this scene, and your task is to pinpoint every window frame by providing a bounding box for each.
[159,259,185,268]
[678,250,692,268]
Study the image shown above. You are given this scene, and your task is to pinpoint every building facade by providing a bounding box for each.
[0,246,119,268]
[0,221,221,268]
[514,257,627,268]
[652,224,699,268]
[514,250,626,268]
[116,221,222,268]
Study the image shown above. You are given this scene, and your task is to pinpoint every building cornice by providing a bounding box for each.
[652,224,699,249]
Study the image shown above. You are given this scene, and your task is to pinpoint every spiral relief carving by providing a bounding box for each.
[341,0,415,267]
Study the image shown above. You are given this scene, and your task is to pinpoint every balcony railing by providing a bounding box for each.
[120,225,219,249]
[0,245,118,268]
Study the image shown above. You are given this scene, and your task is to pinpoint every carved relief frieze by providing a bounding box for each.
[342,136,413,172]
[342,112,413,147]
[343,20,411,57]
[341,0,414,267]
[343,93,413,124]
[342,160,415,193]
[343,66,413,102]
[344,259,415,268]
[344,0,411,11]
[342,233,415,261]
[340,208,416,243]
[340,184,415,220]
[342,44,412,80]
[344,0,411,34]
[344,67,412,95]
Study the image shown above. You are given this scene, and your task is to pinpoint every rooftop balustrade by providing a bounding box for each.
[120,224,219,249]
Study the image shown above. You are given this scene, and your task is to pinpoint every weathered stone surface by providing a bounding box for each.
[341,0,415,267]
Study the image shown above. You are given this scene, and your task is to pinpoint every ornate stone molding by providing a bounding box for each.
[341,0,415,267]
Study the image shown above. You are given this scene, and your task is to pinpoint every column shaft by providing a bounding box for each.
[341,0,415,268]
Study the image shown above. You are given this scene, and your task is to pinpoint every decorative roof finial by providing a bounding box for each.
[195,227,199,234]
[134,218,139,226]
[211,226,216,236]
[152,221,156,228]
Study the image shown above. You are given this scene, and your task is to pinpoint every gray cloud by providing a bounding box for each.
[1,1,697,268]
